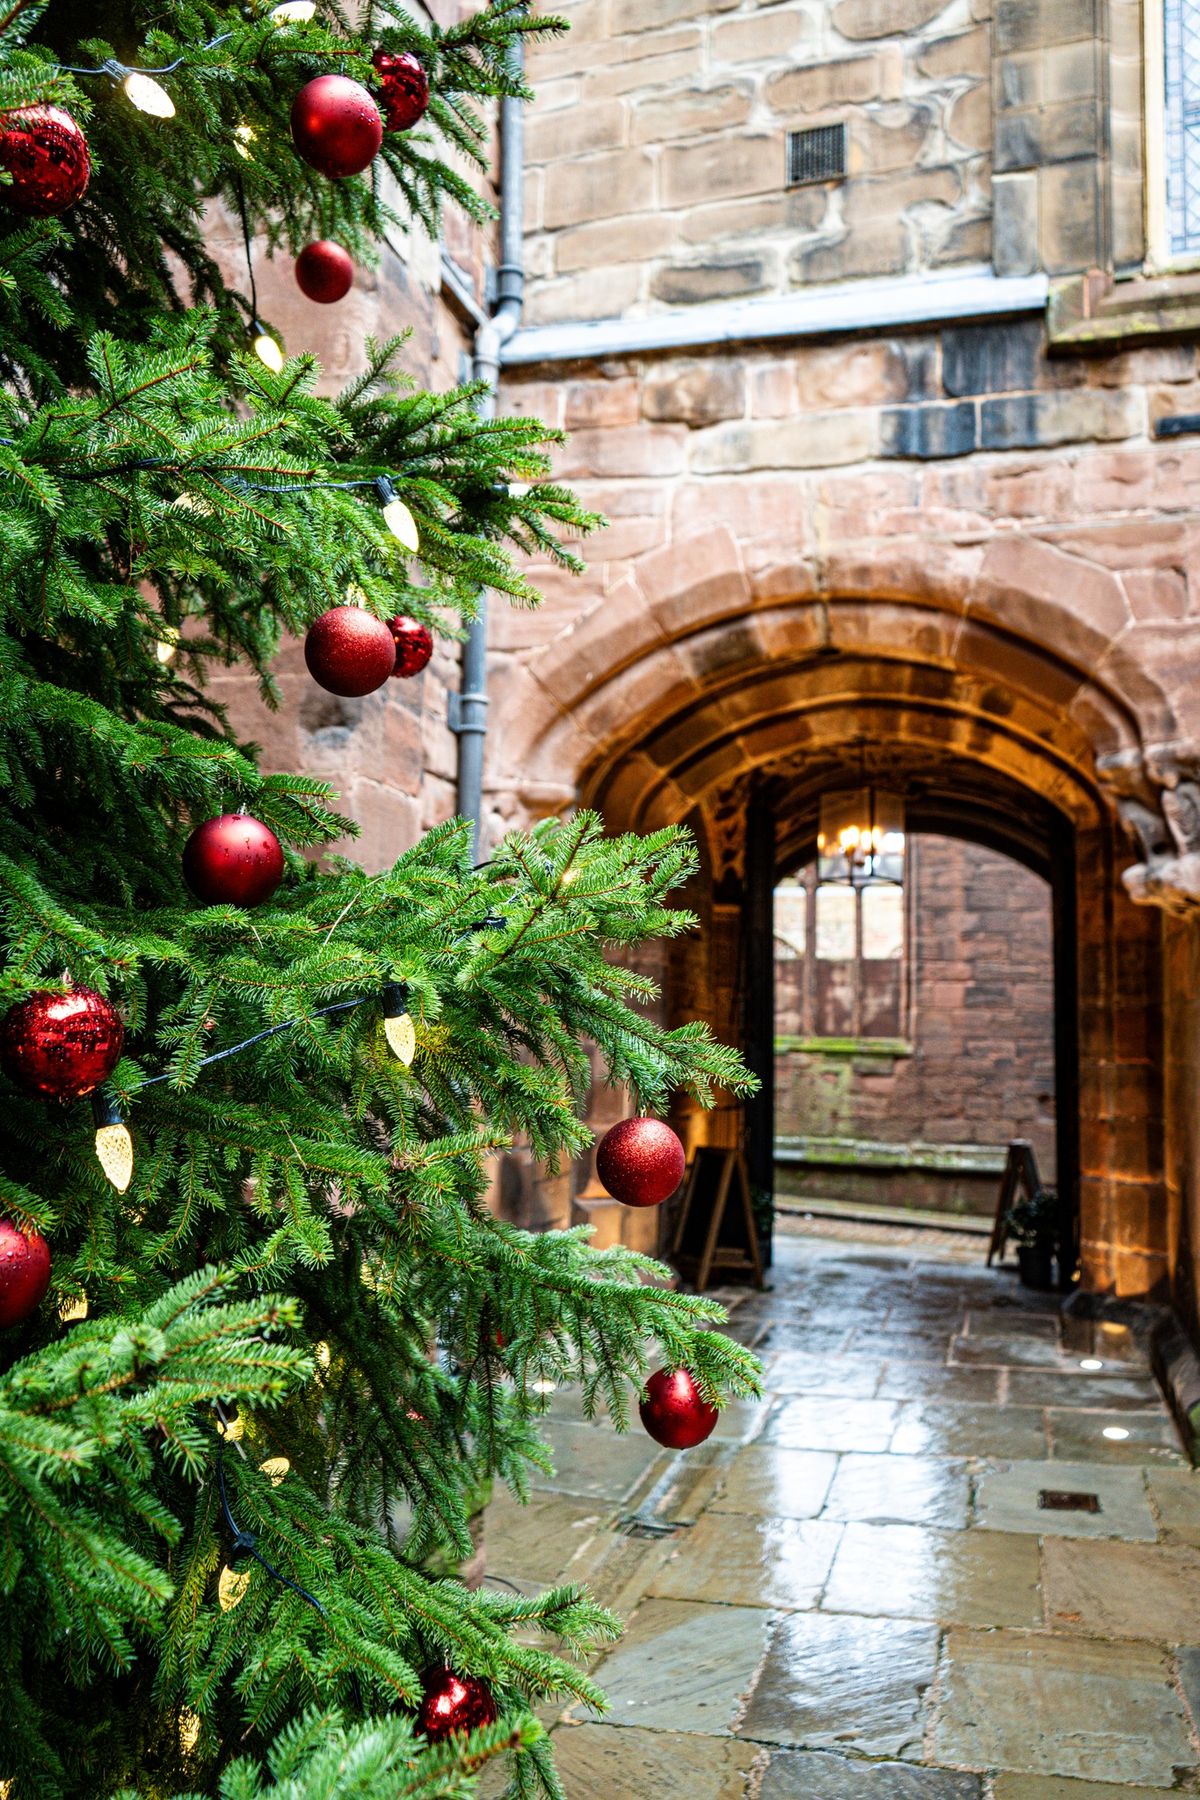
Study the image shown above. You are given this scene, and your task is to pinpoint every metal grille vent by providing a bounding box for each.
[787,123,846,187]
[1038,1490,1101,1513]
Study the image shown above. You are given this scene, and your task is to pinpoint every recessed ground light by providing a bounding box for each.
[1079,1358,1104,1371]
[1102,1425,1130,1441]
[531,1378,557,1395]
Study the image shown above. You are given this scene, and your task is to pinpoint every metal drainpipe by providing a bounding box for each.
[455,39,525,860]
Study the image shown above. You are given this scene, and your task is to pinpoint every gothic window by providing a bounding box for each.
[774,864,909,1043]
[1165,0,1200,255]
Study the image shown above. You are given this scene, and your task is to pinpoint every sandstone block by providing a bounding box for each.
[943,319,1042,397]
[799,339,915,406]
[1039,159,1103,273]
[995,99,1101,170]
[995,0,1096,53]
[555,213,671,275]
[713,8,815,63]
[585,40,704,99]
[1043,38,1101,99]
[967,535,1129,668]
[641,360,746,427]
[651,257,769,303]
[997,51,1041,109]
[790,216,909,283]
[688,409,880,472]
[880,401,978,459]
[979,388,1141,451]
[991,171,1038,276]
[632,83,752,143]
[678,188,830,243]
[849,104,936,176]
[947,82,991,153]
[929,213,992,266]
[522,266,641,325]
[526,101,627,165]
[563,376,641,429]
[832,0,949,37]
[766,53,896,114]
[556,424,689,480]
[662,133,780,206]
[842,166,961,222]
[613,0,739,31]
[542,149,655,230]
[917,23,990,79]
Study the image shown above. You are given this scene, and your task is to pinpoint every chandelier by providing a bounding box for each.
[817,787,905,885]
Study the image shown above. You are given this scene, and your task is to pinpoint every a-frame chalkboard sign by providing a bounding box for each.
[671,1146,764,1292]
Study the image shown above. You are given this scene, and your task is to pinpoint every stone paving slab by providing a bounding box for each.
[933,1628,1196,1787]
[821,1452,970,1528]
[973,1459,1157,1540]
[531,1419,667,1502]
[876,1363,1002,1404]
[762,1395,901,1453]
[649,1511,843,1611]
[1145,1467,1200,1543]
[891,1401,1049,1460]
[548,1722,760,1798]
[482,1488,610,1586]
[823,1522,1042,1628]
[587,1598,772,1735]
[738,1611,938,1757]
[1046,1409,1186,1466]
[765,1350,885,1396]
[760,1750,981,1798]
[1042,1536,1200,1643]
[708,1443,837,1519]
[1004,1370,1162,1410]
[991,1779,1178,1799]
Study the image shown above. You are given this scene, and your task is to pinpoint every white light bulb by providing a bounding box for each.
[254,331,285,374]
[271,0,318,19]
[1079,1357,1104,1372]
[1102,1425,1130,1441]
[124,71,176,117]
[234,123,256,160]
[259,1455,290,1486]
[218,1565,252,1612]
[384,1011,417,1066]
[382,496,420,552]
[95,1122,134,1193]
[155,624,179,665]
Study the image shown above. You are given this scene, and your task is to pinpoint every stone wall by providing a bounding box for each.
[775,835,1056,1213]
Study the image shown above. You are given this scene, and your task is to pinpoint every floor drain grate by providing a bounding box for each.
[1038,1489,1101,1513]
[617,1515,691,1540]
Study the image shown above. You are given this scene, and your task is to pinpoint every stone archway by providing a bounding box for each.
[489,537,1176,1299]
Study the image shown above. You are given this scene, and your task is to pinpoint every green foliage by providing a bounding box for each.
[0,4,761,1797]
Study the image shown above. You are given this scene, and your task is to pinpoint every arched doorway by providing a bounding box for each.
[490,562,1171,1299]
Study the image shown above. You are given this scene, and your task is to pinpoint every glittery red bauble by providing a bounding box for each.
[372,49,431,132]
[639,1368,719,1450]
[0,1222,51,1328]
[0,105,90,217]
[295,239,355,304]
[290,75,382,180]
[417,1667,497,1742]
[305,605,397,697]
[0,987,123,1100]
[596,1117,685,1207]
[389,615,434,679]
[182,814,285,908]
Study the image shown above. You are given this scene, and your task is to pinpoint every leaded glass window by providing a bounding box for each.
[1165,0,1200,256]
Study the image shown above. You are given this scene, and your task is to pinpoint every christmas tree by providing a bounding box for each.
[0,5,759,1796]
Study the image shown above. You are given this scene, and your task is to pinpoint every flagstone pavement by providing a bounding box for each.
[482,1224,1200,1798]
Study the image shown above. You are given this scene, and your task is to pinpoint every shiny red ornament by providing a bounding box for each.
[596,1117,686,1207]
[182,814,284,908]
[0,1222,51,1328]
[417,1666,497,1742]
[389,615,434,679]
[639,1368,719,1450]
[305,605,397,697]
[0,104,90,217]
[295,239,355,304]
[0,987,123,1100]
[372,49,431,133]
[290,75,382,179]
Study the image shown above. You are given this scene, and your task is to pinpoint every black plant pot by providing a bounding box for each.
[1017,1242,1056,1292]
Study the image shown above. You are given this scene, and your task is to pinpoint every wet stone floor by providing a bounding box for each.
[481,1225,1200,1798]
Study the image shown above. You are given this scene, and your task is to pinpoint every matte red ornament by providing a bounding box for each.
[417,1667,497,1742]
[0,105,90,217]
[0,987,123,1100]
[305,605,397,697]
[295,239,355,304]
[182,814,284,908]
[389,615,434,679]
[372,49,431,133]
[290,75,382,179]
[639,1368,719,1450]
[596,1117,686,1208]
[0,1223,51,1328]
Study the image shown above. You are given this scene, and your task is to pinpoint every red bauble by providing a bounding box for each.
[389,616,434,679]
[596,1117,686,1208]
[295,240,355,304]
[372,49,431,132]
[639,1368,719,1450]
[291,75,382,179]
[182,814,284,908]
[0,987,123,1100]
[417,1667,497,1742]
[0,105,90,217]
[305,605,397,697]
[0,1223,51,1328]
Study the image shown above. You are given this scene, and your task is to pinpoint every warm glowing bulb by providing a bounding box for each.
[531,1377,557,1395]
[124,71,176,117]
[216,1412,244,1443]
[382,497,420,552]
[254,331,285,373]
[234,123,256,160]
[271,0,317,18]
[179,1710,201,1753]
[384,1011,416,1067]
[95,1122,133,1192]
[61,1294,88,1322]
[218,1565,252,1612]
[259,1455,290,1485]
[315,1340,331,1370]
[344,581,369,606]
[155,625,179,665]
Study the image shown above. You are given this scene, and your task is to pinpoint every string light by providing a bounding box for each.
[374,476,420,552]
[119,69,176,118]
[381,983,416,1067]
[271,0,318,18]
[179,1710,201,1753]
[218,1564,252,1611]
[233,123,256,160]
[60,1294,88,1322]
[92,1089,133,1192]
[253,325,285,374]
[260,1456,290,1485]
[155,624,180,665]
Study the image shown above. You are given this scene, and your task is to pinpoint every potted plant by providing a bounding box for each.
[1007,1187,1059,1291]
